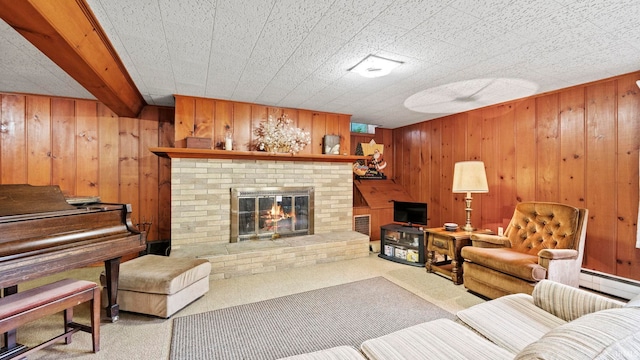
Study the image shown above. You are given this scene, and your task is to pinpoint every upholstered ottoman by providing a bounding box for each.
[109,255,211,318]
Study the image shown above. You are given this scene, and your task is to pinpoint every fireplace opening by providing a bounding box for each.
[231,187,314,242]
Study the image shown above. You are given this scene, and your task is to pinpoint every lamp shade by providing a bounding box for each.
[452,161,489,193]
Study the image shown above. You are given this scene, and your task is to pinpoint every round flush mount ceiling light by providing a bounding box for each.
[404,78,539,114]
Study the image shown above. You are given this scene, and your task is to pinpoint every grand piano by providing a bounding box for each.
[0,184,147,323]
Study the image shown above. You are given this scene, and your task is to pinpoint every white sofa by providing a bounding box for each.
[280,280,640,359]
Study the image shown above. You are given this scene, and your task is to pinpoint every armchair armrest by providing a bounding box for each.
[538,249,578,260]
[470,234,511,248]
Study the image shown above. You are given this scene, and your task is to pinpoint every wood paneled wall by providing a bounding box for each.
[392,72,640,281]
[174,95,351,155]
[0,93,174,243]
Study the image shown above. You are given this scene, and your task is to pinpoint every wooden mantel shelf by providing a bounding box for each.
[149,147,367,163]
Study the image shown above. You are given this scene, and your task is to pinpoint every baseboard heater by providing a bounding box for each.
[579,269,640,300]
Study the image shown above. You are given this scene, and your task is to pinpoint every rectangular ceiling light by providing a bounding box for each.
[349,54,403,78]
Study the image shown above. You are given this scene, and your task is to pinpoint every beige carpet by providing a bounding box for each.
[10,254,484,359]
[170,277,453,360]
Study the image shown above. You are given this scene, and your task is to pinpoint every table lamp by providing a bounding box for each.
[452,161,488,231]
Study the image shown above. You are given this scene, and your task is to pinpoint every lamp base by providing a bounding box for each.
[461,224,475,232]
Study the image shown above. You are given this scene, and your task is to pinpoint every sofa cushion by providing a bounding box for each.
[461,247,546,281]
[361,318,513,360]
[457,293,566,354]
[514,307,640,359]
[532,279,625,322]
[277,346,366,360]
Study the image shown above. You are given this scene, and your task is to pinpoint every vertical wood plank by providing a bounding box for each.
[75,100,99,196]
[119,116,140,224]
[429,121,442,226]
[311,113,326,155]
[481,107,500,229]
[251,105,267,151]
[297,110,313,155]
[440,116,454,223]
[214,100,233,149]
[400,127,412,191]
[339,114,351,155]
[233,103,252,151]
[514,98,536,203]
[26,96,51,185]
[174,95,194,147]
[393,126,404,183]
[409,127,421,200]
[584,81,617,273]
[98,103,120,202]
[615,75,640,279]
[138,106,160,241]
[325,113,340,154]
[158,107,174,241]
[51,98,75,194]
[496,103,516,229]
[194,97,214,140]
[420,122,432,224]
[535,93,560,201]
[559,87,586,208]
[1,95,27,184]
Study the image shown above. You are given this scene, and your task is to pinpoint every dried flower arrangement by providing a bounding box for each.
[254,114,311,153]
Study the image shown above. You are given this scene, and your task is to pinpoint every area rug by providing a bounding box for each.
[170,277,453,360]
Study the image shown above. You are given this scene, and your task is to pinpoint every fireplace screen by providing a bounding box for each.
[231,187,314,242]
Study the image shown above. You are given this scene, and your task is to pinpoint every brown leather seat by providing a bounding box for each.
[461,202,588,299]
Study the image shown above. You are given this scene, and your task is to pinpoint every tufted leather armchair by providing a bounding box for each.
[460,202,588,299]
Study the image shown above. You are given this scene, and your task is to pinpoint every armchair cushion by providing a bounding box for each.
[461,247,546,282]
[507,203,580,256]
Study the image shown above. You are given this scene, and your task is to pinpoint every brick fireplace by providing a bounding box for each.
[171,158,354,246]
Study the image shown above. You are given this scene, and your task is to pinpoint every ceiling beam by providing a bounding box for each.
[0,0,145,117]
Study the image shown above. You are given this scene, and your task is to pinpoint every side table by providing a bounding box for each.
[424,227,492,285]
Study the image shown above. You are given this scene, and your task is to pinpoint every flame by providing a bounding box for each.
[268,203,295,233]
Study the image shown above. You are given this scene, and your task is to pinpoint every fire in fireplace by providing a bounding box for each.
[230,187,314,242]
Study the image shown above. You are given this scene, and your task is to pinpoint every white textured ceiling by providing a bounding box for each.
[1,0,639,129]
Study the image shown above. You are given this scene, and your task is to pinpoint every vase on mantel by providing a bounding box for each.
[224,131,233,151]
[263,144,291,153]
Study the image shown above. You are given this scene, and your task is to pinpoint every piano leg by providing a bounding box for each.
[104,257,121,322]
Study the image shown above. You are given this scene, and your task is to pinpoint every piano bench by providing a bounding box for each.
[102,255,211,318]
[0,279,100,359]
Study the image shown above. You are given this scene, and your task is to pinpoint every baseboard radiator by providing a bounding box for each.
[580,269,640,300]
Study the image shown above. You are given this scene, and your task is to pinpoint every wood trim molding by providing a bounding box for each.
[0,0,145,117]
[149,147,367,163]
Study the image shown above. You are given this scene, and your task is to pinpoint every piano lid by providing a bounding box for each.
[0,184,78,217]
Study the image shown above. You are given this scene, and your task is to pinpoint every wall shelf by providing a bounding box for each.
[149,147,367,163]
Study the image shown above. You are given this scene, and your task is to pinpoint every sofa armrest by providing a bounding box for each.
[532,280,625,322]
[538,249,578,260]
[470,234,511,248]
